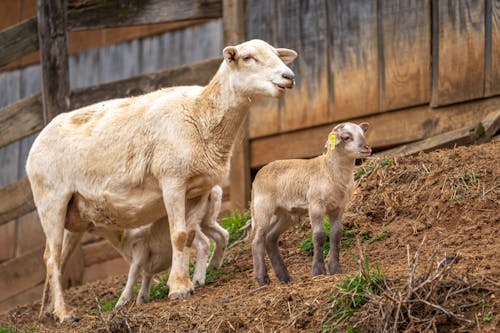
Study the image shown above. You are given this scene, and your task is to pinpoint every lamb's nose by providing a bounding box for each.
[282,71,295,81]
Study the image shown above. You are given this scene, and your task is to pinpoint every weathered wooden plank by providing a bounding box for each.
[431,0,485,106]
[0,18,38,68]
[224,0,249,210]
[0,178,35,226]
[0,93,44,149]
[71,57,221,109]
[0,58,221,149]
[278,0,329,131]
[0,282,43,312]
[0,247,44,302]
[486,0,500,96]
[379,110,500,157]
[38,0,71,123]
[381,0,431,111]
[67,0,222,31]
[245,0,280,138]
[82,240,121,267]
[249,96,500,168]
[328,0,379,120]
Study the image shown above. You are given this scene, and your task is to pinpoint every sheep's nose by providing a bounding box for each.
[282,71,295,81]
[364,145,372,153]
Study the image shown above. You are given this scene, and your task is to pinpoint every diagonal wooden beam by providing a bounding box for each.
[0,177,35,226]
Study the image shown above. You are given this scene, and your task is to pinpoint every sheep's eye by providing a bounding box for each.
[243,55,254,62]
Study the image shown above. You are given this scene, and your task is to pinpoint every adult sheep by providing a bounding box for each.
[26,39,297,322]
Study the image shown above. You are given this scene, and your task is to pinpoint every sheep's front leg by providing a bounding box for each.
[116,259,142,307]
[162,180,193,299]
[327,210,343,275]
[136,272,153,304]
[309,204,327,276]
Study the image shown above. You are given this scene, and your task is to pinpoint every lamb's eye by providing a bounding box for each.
[243,55,253,62]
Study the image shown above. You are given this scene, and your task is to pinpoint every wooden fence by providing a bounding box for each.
[0,0,499,311]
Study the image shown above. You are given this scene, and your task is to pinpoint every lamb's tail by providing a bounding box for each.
[227,218,253,249]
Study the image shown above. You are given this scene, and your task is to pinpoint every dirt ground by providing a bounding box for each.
[1,140,498,332]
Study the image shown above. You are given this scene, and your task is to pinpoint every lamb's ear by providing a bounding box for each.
[276,48,297,64]
[359,122,369,133]
[223,46,238,64]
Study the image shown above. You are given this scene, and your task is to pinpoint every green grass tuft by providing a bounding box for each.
[322,257,384,332]
[220,210,251,246]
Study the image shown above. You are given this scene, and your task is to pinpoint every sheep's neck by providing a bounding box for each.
[198,67,251,156]
[323,150,356,184]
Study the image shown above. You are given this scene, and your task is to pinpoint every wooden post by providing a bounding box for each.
[37,0,70,123]
[223,0,250,210]
[37,0,82,287]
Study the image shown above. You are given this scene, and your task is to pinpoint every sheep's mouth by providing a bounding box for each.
[273,81,294,90]
[359,149,372,156]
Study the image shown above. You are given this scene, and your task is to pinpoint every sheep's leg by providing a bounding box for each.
[116,256,143,307]
[202,221,229,269]
[191,229,210,287]
[136,271,153,304]
[309,204,327,276]
[38,195,79,323]
[327,211,343,274]
[265,214,294,283]
[162,180,193,299]
[252,213,276,285]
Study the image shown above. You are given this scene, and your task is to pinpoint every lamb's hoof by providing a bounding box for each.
[278,275,292,284]
[312,267,327,276]
[192,279,205,288]
[63,315,80,323]
[328,266,342,275]
[257,275,271,286]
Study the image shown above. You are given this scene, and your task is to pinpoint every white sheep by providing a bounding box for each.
[250,122,371,285]
[26,39,297,322]
[66,185,227,307]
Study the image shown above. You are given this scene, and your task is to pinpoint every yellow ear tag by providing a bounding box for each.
[329,134,337,150]
[117,229,124,245]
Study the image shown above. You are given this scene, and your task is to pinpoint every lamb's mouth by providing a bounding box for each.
[359,149,372,156]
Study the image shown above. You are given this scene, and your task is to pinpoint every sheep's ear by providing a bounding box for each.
[276,48,297,64]
[223,46,238,64]
[359,122,369,133]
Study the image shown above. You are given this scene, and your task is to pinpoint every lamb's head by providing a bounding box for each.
[326,122,372,159]
[222,39,297,98]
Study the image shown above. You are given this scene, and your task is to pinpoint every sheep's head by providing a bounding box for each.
[222,39,297,98]
[326,122,372,159]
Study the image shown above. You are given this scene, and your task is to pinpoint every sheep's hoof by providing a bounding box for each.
[328,266,342,275]
[63,315,80,323]
[312,266,327,276]
[169,290,193,299]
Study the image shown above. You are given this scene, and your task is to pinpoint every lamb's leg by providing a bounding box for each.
[38,195,79,323]
[309,204,327,276]
[61,230,83,273]
[191,229,210,287]
[327,211,343,274]
[252,212,276,285]
[265,214,294,283]
[161,180,193,299]
[116,258,142,307]
[136,271,153,304]
[202,221,229,269]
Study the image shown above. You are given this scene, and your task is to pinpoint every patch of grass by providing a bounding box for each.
[150,273,170,301]
[0,327,16,333]
[220,210,251,246]
[322,257,384,332]
[355,158,394,181]
[101,297,119,312]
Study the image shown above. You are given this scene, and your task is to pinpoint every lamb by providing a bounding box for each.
[61,185,227,307]
[250,122,371,286]
[26,39,297,322]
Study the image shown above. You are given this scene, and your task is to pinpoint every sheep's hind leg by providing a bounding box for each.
[191,228,210,287]
[38,194,79,322]
[265,214,294,283]
[202,221,229,270]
